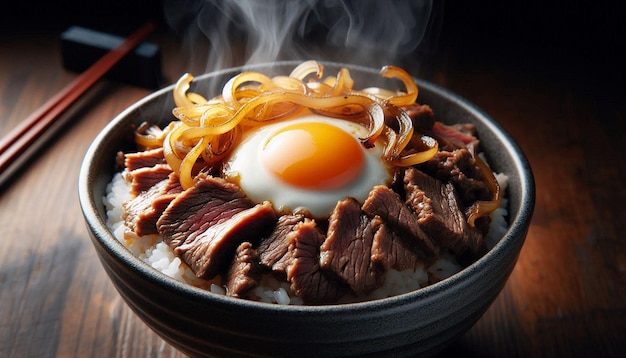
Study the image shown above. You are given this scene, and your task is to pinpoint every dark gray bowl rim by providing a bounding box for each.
[79,60,535,314]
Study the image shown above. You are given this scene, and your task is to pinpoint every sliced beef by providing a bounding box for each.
[123,179,168,236]
[161,172,183,194]
[123,172,182,236]
[176,201,275,279]
[402,103,435,130]
[257,214,305,274]
[124,147,166,171]
[422,148,471,179]
[404,167,485,256]
[157,175,277,279]
[370,217,423,271]
[454,123,479,138]
[128,164,173,197]
[431,122,480,152]
[158,174,254,246]
[421,148,491,206]
[320,198,384,295]
[362,186,439,259]
[286,219,346,305]
[225,241,262,299]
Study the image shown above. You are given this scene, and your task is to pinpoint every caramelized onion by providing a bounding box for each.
[222,72,275,107]
[387,106,414,157]
[466,154,502,227]
[363,102,385,147]
[179,135,208,189]
[289,60,323,81]
[187,92,208,105]
[173,73,196,107]
[360,87,399,99]
[173,104,223,126]
[178,105,238,141]
[135,122,166,149]
[391,135,438,166]
[329,68,355,96]
[380,65,418,106]
[271,76,308,94]
[163,122,185,173]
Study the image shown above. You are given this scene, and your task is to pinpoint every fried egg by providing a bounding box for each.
[224,114,392,218]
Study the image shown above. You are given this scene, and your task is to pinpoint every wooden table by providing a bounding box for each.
[1,22,624,357]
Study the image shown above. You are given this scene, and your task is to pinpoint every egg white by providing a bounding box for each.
[224,114,392,218]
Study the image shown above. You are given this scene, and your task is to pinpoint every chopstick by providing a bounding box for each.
[0,22,156,183]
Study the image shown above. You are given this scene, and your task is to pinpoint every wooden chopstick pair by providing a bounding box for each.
[0,22,156,187]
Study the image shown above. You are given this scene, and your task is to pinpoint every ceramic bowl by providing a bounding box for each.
[78,61,535,357]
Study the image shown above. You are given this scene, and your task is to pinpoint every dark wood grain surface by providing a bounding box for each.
[1,5,625,356]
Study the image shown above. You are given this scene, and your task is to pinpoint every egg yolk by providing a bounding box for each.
[261,122,365,190]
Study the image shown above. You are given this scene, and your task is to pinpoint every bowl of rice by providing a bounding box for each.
[79,61,534,357]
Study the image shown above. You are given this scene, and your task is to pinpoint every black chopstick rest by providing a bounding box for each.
[60,26,163,89]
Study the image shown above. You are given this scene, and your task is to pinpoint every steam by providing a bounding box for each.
[164,0,433,73]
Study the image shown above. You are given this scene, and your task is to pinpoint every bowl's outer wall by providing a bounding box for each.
[79,62,535,357]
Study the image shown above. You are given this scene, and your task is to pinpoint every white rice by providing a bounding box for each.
[104,171,509,305]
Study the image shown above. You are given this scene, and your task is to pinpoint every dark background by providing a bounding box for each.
[1,0,623,108]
